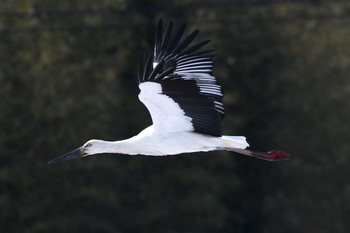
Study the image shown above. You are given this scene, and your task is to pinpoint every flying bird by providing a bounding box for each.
[49,19,289,164]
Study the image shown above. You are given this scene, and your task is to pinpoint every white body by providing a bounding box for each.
[86,125,248,156]
[85,81,249,156]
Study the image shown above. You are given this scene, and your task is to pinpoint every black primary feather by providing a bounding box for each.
[139,19,225,136]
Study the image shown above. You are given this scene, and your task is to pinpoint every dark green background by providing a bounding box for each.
[1,0,349,232]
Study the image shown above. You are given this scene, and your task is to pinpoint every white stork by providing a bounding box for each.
[49,19,289,164]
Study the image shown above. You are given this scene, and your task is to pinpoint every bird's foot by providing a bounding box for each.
[225,148,290,161]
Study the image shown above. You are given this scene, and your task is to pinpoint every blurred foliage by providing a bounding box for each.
[1,0,350,233]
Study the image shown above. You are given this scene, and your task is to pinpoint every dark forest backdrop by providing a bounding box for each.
[1,0,349,233]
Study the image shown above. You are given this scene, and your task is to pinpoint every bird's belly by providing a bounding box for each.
[138,132,220,156]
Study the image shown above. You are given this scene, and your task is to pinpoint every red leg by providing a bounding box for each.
[225,148,290,161]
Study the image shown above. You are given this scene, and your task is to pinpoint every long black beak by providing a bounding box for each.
[48,147,86,164]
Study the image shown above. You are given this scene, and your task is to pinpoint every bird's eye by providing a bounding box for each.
[86,143,92,147]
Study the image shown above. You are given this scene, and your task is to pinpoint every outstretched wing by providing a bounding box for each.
[138,19,224,137]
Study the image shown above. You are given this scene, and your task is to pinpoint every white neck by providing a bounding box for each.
[89,139,139,155]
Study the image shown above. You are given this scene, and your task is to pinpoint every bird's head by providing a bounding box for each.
[48,139,104,164]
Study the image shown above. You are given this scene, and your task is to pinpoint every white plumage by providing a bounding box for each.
[49,19,289,164]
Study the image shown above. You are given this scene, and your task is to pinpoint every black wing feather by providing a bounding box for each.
[180,39,210,55]
[139,19,225,137]
[173,30,199,54]
[161,21,173,51]
[163,23,186,58]
[143,54,153,81]
[154,19,163,58]
[160,77,222,136]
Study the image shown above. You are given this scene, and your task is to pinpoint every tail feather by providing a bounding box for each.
[221,135,249,149]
